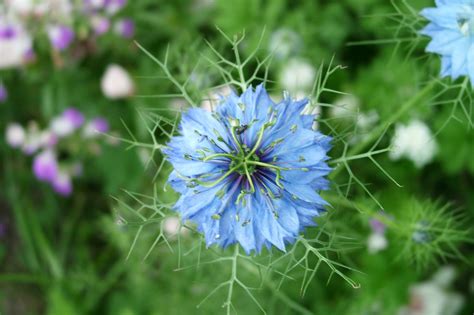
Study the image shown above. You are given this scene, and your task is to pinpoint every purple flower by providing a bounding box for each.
[106,0,127,14]
[0,25,17,39]
[63,108,85,127]
[369,218,386,235]
[50,108,84,137]
[52,171,73,196]
[83,117,109,138]
[33,150,58,182]
[0,83,7,102]
[91,16,110,35]
[83,0,107,11]
[48,25,75,51]
[115,19,134,38]
[91,117,109,133]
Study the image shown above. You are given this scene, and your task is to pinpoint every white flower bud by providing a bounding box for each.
[280,59,316,94]
[389,119,437,168]
[367,233,388,254]
[101,64,135,100]
[5,123,26,148]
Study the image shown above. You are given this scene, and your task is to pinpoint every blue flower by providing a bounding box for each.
[164,85,332,254]
[421,0,474,83]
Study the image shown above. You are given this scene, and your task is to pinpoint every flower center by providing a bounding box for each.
[230,150,260,175]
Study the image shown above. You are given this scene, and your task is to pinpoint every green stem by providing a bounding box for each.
[226,245,239,315]
[331,79,437,179]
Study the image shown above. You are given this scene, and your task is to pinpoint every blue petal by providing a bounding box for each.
[451,40,470,78]
[421,7,463,30]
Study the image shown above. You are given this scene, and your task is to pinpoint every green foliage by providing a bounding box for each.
[1,1,473,314]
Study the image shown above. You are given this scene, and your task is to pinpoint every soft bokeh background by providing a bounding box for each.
[1,0,473,314]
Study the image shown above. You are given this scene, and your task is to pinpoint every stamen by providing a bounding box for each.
[194,163,243,187]
[202,153,236,162]
[244,163,256,193]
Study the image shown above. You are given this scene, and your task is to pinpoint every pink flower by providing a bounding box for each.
[32,150,58,182]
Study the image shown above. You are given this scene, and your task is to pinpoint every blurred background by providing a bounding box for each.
[0,0,473,314]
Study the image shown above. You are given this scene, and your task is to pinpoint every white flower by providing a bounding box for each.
[431,266,457,288]
[163,216,189,237]
[101,64,134,99]
[389,119,437,168]
[5,123,26,148]
[0,25,32,69]
[367,233,388,254]
[5,0,34,15]
[163,217,181,235]
[268,28,302,60]
[280,58,316,94]
[398,266,464,315]
[50,116,75,137]
[22,122,43,154]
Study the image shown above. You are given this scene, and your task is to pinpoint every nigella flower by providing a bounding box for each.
[48,25,75,51]
[33,150,58,182]
[83,117,109,138]
[421,1,474,83]
[91,16,111,35]
[50,107,85,137]
[52,170,73,196]
[114,19,134,38]
[165,85,332,254]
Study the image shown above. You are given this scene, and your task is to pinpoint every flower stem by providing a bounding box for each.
[331,79,437,179]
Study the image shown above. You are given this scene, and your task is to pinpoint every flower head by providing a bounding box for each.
[5,123,26,148]
[50,107,85,137]
[165,85,331,254]
[114,19,134,38]
[421,0,474,83]
[279,58,316,95]
[48,25,75,51]
[52,170,73,196]
[91,15,111,35]
[389,119,437,168]
[0,21,32,69]
[33,150,58,182]
[101,64,134,99]
[106,0,127,14]
[268,28,302,60]
[83,117,109,138]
